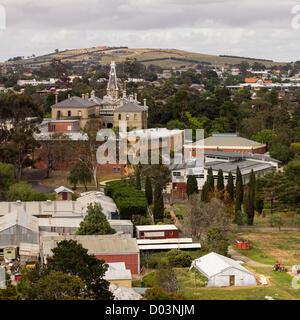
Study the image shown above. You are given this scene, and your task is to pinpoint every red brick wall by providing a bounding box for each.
[95,253,139,274]
[48,122,75,132]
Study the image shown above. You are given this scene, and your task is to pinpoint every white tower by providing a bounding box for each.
[107,61,119,99]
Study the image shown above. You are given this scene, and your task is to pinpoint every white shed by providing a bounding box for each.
[190,252,257,287]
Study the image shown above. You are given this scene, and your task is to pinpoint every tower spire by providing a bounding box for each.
[107,61,119,99]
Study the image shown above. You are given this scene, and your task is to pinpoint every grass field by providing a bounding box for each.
[233,231,300,266]
[1,47,287,68]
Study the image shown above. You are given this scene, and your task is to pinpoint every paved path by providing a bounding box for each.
[228,246,273,268]
[22,168,55,194]
[165,205,182,228]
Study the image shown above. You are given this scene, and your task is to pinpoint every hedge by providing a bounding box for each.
[105,181,147,220]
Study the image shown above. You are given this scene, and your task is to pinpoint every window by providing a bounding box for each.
[134,114,137,120]
[52,125,56,130]
[118,114,121,120]
[170,231,173,236]
[51,227,56,232]
[113,167,116,172]
[118,167,121,172]
[67,125,72,131]
[78,110,82,117]
[173,172,181,176]
[68,110,71,117]
[57,111,61,118]
[126,114,130,120]
[140,232,144,237]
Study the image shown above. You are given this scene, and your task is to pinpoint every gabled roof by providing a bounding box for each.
[115,102,147,112]
[203,134,265,148]
[52,96,98,108]
[0,211,39,233]
[136,224,178,232]
[190,252,254,278]
[54,186,74,194]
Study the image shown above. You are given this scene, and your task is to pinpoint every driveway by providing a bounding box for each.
[228,246,273,268]
[22,168,55,194]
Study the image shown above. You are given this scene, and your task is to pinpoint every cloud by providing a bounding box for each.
[0,0,299,62]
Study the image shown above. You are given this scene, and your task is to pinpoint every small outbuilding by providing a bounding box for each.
[190,252,257,287]
[54,186,74,201]
[104,262,132,288]
[136,224,178,239]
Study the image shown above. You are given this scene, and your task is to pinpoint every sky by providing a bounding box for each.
[1,0,300,62]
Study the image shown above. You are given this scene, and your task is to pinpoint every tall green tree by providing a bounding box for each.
[76,203,116,235]
[247,170,256,225]
[186,175,198,197]
[227,172,234,202]
[49,240,113,300]
[207,167,214,192]
[153,183,164,223]
[145,175,153,205]
[135,166,141,190]
[68,161,92,191]
[217,169,224,192]
[201,182,209,202]
[0,162,14,199]
[235,166,243,213]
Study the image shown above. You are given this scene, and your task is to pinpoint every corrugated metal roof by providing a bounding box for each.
[19,242,40,256]
[41,235,139,256]
[109,284,142,300]
[0,211,39,233]
[138,243,201,250]
[191,252,254,278]
[137,238,193,245]
[54,186,74,194]
[203,135,265,148]
[104,262,132,281]
[136,224,178,232]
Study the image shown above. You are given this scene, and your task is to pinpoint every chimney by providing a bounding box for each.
[144,98,147,107]
[85,93,89,100]
[134,93,137,101]
[68,94,71,99]
[55,93,58,104]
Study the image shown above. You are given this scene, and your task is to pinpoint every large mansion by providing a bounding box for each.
[51,61,148,130]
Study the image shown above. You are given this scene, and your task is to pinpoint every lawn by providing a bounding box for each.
[233,231,300,266]
[175,266,300,300]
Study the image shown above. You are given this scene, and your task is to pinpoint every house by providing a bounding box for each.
[40,234,140,274]
[190,252,257,287]
[104,262,132,288]
[54,186,74,201]
[136,225,178,240]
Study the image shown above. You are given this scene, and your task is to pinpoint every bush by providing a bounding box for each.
[141,271,156,287]
[233,210,248,226]
[7,182,53,201]
[167,250,193,267]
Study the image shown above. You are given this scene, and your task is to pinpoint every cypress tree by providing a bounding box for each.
[207,167,214,192]
[255,178,264,215]
[145,175,153,206]
[235,166,243,213]
[247,170,256,225]
[227,172,234,202]
[217,169,224,192]
[135,167,141,190]
[186,175,198,197]
[153,183,164,223]
[201,181,209,202]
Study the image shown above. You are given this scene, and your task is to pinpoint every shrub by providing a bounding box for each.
[141,271,156,288]
[167,250,193,267]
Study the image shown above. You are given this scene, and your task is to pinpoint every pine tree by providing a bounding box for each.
[235,166,243,213]
[76,203,116,235]
[247,170,256,225]
[145,175,153,206]
[186,175,198,197]
[227,171,234,202]
[135,166,141,190]
[207,167,214,192]
[217,169,224,192]
[153,183,164,222]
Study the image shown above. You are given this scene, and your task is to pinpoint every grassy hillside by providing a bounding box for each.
[1,47,287,69]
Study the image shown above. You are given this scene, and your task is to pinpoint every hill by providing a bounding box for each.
[1,47,287,69]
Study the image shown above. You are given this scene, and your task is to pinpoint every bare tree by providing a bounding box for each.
[183,195,231,241]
